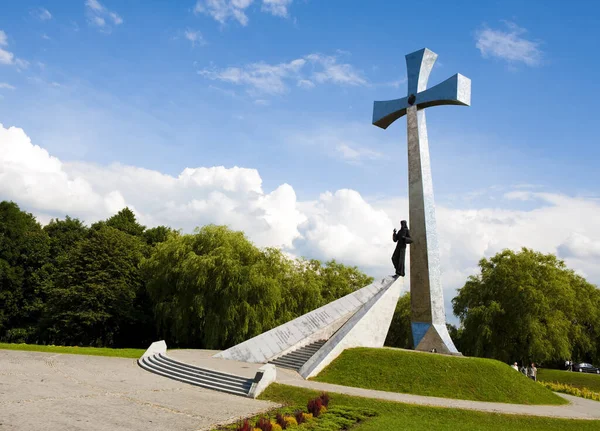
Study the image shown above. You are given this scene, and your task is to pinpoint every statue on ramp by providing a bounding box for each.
[392,220,412,277]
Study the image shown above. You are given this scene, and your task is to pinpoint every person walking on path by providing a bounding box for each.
[511,362,519,371]
[529,363,537,382]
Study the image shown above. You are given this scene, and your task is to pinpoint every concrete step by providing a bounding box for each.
[270,357,305,369]
[148,356,252,391]
[138,354,252,397]
[269,339,327,371]
[157,354,251,385]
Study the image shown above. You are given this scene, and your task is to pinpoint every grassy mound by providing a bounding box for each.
[538,369,600,392]
[313,348,565,405]
[0,342,144,358]
[260,384,597,431]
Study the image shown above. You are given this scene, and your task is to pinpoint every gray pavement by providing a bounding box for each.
[0,350,277,431]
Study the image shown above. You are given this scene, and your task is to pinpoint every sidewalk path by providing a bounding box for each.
[275,367,600,420]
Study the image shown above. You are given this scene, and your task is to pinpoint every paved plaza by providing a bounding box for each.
[0,350,276,431]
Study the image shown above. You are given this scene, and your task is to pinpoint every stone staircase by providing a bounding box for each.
[138,352,254,397]
[269,340,327,371]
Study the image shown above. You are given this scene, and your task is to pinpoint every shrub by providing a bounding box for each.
[255,417,272,431]
[284,416,297,427]
[236,419,251,431]
[319,392,330,408]
[294,410,305,425]
[271,424,282,431]
[275,413,287,429]
[302,413,313,421]
[540,382,600,402]
[307,396,323,417]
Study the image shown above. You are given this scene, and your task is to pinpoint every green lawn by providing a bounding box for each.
[259,384,598,431]
[0,342,145,358]
[313,347,565,405]
[538,369,600,392]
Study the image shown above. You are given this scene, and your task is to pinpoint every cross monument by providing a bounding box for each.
[372,48,471,354]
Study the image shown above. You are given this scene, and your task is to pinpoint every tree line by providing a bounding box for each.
[1,200,598,367]
[0,201,372,349]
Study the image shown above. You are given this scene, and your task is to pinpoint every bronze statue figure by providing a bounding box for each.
[392,220,412,277]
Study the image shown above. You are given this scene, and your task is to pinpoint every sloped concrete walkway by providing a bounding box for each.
[274,366,600,420]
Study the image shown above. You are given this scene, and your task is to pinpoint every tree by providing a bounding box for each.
[92,207,146,237]
[452,248,600,365]
[0,201,51,342]
[143,225,174,246]
[385,292,413,349]
[143,225,283,348]
[43,216,88,264]
[44,226,148,347]
[142,225,375,349]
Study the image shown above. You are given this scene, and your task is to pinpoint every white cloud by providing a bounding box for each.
[85,0,123,32]
[0,30,28,68]
[297,79,314,89]
[306,54,367,86]
[0,83,16,90]
[194,0,293,25]
[32,7,52,21]
[475,21,542,66]
[262,0,292,17]
[194,0,253,26]
[335,144,382,163]
[184,29,205,47]
[198,53,366,95]
[2,124,600,323]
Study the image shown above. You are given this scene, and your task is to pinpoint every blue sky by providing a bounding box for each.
[1,1,599,321]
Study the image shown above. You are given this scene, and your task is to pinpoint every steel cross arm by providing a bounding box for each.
[372,73,471,130]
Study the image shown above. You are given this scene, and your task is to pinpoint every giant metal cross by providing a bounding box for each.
[372,48,471,354]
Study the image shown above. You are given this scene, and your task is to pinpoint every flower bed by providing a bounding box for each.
[215,392,376,431]
[539,381,600,402]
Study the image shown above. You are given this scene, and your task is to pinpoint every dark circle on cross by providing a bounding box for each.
[408,94,416,105]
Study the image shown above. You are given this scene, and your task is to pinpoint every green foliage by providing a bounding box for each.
[0,200,374,350]
[538,369,600,392]
[452,248,600,365]
[43,216,88,264]
[384,292,413,349]
[260,384,599,431]
[143,225,174,246]
[0,201,51,342]
[313,347,565,405]
[0,342,144,358]
[44,226,148,347]
[539,381,600,402]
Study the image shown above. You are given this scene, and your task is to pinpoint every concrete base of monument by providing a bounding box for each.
[216,275,404,380]
[412,322,462,355]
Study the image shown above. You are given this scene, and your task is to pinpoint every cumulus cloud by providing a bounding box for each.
[475,21,542,66]
[0,83,16,90]
[194,0,293,25]
[85,0,123,32]
[198,52,366,95]
[2,123,600,322]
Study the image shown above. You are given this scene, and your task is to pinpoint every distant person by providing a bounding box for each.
[568,359,573,372]
[520,364,527,376]
[511,362,519,371]
[529,363,537,381]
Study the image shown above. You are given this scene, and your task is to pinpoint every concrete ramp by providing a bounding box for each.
[215,276,403,379]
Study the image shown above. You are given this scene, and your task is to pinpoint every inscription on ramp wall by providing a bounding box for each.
[214,277,394,363]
